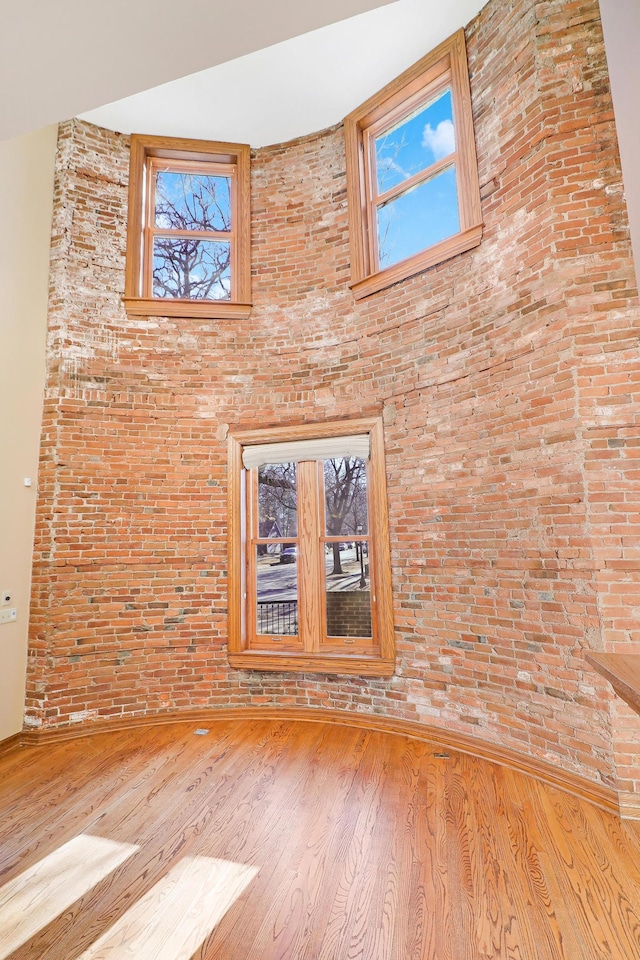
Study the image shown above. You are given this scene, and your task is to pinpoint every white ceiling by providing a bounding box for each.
[79,0,488,147]
[1,0,638,274]
[0,0,397,142]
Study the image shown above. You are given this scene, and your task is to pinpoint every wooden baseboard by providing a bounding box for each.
[17,705,620,815]
[0,730,23,759]
[617,790,640,820]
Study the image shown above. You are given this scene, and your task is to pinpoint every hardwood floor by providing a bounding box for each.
[0,718,639,959]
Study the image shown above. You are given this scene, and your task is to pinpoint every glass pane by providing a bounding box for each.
[258,463,297,538]
[155,171,231,232]
[152,238,231,300]
[325,541,372,638]
[375,88,455,194]
[256,545,298,636]
[377,165,459,270]
[323,457,368,536]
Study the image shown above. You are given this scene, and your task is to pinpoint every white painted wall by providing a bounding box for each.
[0,126,57,741]
[599,0,640,277]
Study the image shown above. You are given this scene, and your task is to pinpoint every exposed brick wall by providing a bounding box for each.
[326,592,372,639]
[26,0,640,799]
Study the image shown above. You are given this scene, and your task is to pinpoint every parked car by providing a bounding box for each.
[279,546,297,564]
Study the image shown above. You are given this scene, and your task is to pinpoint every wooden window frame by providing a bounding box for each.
[124,134,251,320]
[228,417,395,677]
[344,29,483,300]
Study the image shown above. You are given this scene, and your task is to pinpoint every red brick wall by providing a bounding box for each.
[26,0,640,799]
[326,592,372,639]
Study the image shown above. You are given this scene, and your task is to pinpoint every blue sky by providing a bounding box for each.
[155,172,231,231]
[375,88,455,194]
[374,87,459,268]
[377,166,459,268]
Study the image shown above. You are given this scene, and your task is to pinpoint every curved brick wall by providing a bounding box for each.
[26,0,640,801]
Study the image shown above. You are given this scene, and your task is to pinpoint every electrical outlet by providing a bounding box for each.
[1,591,11,605]
[0,608,17,625]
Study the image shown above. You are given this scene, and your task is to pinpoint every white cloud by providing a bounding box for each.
[378,155,411,183]
[422,119,455,160]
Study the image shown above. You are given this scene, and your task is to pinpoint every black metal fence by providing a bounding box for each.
[257,600,298,636]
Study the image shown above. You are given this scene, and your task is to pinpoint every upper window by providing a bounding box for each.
[124,135,251,320]
[227,417,394,676]
[344,30,482,300]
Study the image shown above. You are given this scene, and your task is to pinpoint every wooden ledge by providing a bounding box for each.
[586,653,640,717]
[12,705,619,816]
[122,296,252,320]
[349,224,482,301]
[228,652,395,677]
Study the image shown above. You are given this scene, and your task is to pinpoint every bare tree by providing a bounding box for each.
[255,458,368,572]
[258,463,297,544]
[153,172,231,300]
[324,457,368,575]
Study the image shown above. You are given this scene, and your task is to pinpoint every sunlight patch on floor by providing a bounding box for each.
[77,855,259,959]
[0,833,139,958]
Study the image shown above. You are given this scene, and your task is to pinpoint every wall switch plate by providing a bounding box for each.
[0,608,17,625]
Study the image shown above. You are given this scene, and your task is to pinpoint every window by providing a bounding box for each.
[124,134,251,319]
[344,29,482,300]
[228,418,394,676]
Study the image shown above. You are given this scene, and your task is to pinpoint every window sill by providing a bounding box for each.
[123,297,252,320]
[229,651,395,677]
[586,652,640,717]
[350,223,483,301]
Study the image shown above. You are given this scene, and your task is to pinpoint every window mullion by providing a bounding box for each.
[374,153,459,207]
[364,129,380,279]
[297,460,323,653]
[246,468,259,646]
[230,164,238,301]
[142,159,155,299]
[148,227,233,242]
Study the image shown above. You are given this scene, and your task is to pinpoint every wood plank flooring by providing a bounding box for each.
[0,718,639,959]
